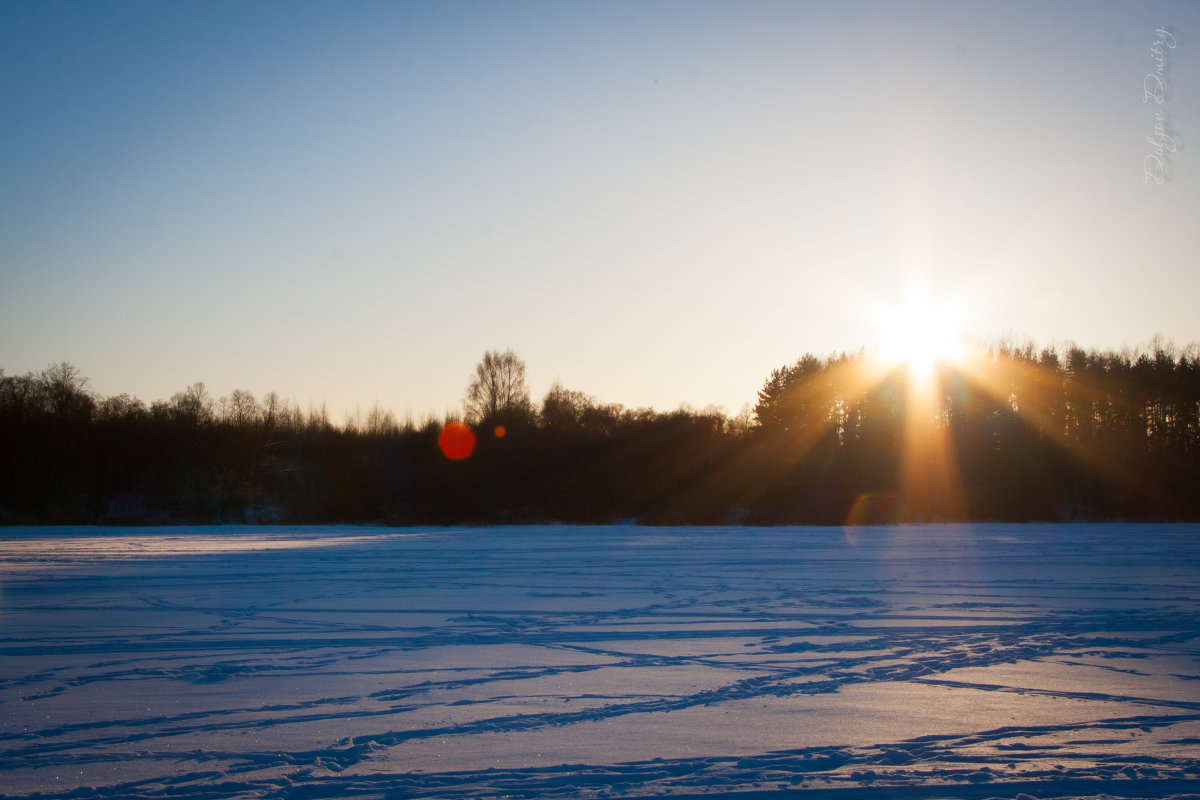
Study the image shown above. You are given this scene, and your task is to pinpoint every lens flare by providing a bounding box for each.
[438,422,476,460]
[845,491,900,526]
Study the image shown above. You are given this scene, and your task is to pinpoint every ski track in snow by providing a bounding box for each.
[0,523,1198,799]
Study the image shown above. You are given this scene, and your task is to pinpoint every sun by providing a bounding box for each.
[878,289,967,381]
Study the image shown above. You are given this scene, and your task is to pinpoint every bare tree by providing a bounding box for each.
[168,382,213,426]
[262,391,286,433]
[365,402,400,436]
[96,393,147,422]
[305,401,332,433]
[40,362,95,419]
[0,370,44,419]
[464,349,532,426]
[541,380,594,428]
[226,389,261,427]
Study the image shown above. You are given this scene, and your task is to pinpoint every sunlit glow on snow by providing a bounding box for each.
[0,531,428,571]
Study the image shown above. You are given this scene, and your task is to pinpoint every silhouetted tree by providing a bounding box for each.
[541,381,594,428]
[0,370,43,421]
[165,382,213,427]
[97,393,148,423]
[222,389,261,427]
[754,353,825,431]
[40,362,95,420]
[3,343,1199,526]
[464,349,532,427]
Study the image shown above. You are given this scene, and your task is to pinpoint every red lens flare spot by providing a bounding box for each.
[438,422,476,460]
[493,425,507,438]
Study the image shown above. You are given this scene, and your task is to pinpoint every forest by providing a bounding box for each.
[2,341,1198,525]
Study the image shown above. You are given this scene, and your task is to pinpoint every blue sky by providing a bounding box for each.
[2,1,1198,420]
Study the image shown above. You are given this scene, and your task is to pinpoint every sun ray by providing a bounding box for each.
[950,347,1171,511]
[896,366,969,522]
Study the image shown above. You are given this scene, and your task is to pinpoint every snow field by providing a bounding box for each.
[1,523,1198,798]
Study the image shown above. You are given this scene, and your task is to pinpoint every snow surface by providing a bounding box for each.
[1,523,1199,799]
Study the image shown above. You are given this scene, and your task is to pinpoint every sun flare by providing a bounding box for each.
[878,289,967,380]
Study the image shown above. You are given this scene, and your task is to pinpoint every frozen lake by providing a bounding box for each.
[1,524,1199,799]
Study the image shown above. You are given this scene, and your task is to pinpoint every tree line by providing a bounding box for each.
[2,341,1198,525]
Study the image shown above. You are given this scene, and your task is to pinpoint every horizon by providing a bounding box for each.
[6,331,1196,427]
[2,1,1198,422]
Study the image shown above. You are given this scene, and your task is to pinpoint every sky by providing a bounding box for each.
[2,1,1198,421]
